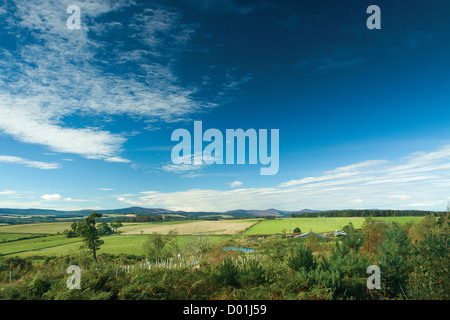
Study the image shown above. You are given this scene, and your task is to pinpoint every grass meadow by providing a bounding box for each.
[0,216,425,258]
[0,233,37,242]
[243,216,425,235]
[0,222,73,234]
[0,234,234,258]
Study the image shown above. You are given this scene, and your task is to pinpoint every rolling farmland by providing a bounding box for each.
[0,216,426,258]
[0,219,259,258]
[120,219,260,235]
[243,216,425,235]
[0,222,73,234]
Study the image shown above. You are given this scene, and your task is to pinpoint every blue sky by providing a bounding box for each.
[0,0,449,211]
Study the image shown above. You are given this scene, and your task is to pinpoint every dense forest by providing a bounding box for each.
[0,214,448,300]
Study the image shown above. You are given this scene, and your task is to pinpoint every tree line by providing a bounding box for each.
[290,209,446,218]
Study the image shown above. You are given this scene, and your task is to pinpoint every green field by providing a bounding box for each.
[99,234,231,255]
[0,233,37,242]
[244,216,424,235]
[0,222,73,234]
[0,234,232,258]
[0,235,82,256]
[373,216,424,224]
[0,220,250,257]
[0,216,425,258]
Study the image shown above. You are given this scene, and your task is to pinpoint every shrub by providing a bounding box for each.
[287,244,316,272]
[212,258,240,288]
[376,222,413,299]
[408,230,449,299]
[240,260,268,287]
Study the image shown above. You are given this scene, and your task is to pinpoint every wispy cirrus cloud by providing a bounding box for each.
[0,190,17,195]
[117,144,450,211]
[0,155,60,169]
[161,152,217,175]
[0,0,228,164]
[325,160,389,174]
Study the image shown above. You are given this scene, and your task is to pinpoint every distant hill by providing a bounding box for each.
[0,208,92,216]
[224,208,319,217]
[0,207,319,219]
[1,207,441,223]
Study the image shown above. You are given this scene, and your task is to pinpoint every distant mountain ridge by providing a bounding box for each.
[0,206,319,218]
[224,208,317,217]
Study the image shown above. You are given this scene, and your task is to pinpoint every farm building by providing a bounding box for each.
[295,232,330,238]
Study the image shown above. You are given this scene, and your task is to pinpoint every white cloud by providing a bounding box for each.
[116,144,450,212]
[229,180,243,188]
[388,195,412,201]
[161,152,215,174]
[41,193,88,202]
[0,155,60,170]
[0,190,17,195]
[104,157,131,163]
[0,1,224,163]
[325,160,389,174]
[162,163,203,173]
[41,194,65,201]
[278,171,358,188]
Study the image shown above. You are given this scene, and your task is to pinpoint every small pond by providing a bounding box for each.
[222,246,255,252]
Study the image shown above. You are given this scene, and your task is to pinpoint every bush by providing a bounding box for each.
[409,230,449,299]
[240,260,268,287]
[3,256,32,272]
[376,222,412,299]
[287,245,316,272]
[360,217,389,256]
[212,258,240,288]
[66,230,78,238]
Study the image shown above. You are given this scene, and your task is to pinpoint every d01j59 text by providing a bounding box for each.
[228,304,267,316]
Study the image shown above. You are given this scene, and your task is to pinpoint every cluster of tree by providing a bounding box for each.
[0,216,57,225]
[290,209,446,218]
[120,215,166,223]
[67,212,123,261]
[277,214,449,299]
[142,231,180,260]
[142,232,212,261]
